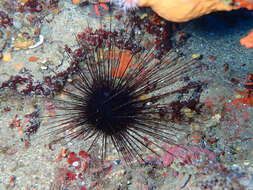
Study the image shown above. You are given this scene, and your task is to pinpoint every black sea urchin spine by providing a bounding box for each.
[43,17,205,163]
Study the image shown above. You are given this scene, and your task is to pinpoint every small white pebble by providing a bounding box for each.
[72,161,79,167]
[40,65,48,70]
[127,181,131,185]
[81,181,86,186]
[212,114,221,122]
[40,58,47,64]
[146,102,152,106]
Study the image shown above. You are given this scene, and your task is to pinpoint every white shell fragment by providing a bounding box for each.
[40,65,48,70]
[29,35,44,49]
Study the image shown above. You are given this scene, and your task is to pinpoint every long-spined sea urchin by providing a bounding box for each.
[43,15,206,164]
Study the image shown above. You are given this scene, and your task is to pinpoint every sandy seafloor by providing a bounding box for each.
[1,1,253,190]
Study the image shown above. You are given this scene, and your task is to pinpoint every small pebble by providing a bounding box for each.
[72,161,79,167]
[40,65,48,70]
[212,114,221,122]
[67,78,73,83]
[191,54,201,59]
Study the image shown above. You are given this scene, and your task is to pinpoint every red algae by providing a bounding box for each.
[231,74,253,106]
[231,89,253,106]
[0,11,13,28]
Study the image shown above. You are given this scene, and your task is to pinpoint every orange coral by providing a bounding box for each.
[240,30,253,48]
[72,0,80,4]
[28,56,39,62]
[233,0,253,10]
[94,2,108,16]
[233,1,253,48]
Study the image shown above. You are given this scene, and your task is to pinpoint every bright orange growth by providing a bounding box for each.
[94,4,101,16]
[230,89,253,106]
[72,0,80,4]
[233,0,253,10]
[240,30,253,48]
[110,50,138,78]
[99,3,109,10]
[94,3,108,16]
[28,56,39,62]
[193,134,201,139]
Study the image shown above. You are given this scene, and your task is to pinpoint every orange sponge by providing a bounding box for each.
[137,0,233,22]
[233,0,253,10]
[240,30,253,48]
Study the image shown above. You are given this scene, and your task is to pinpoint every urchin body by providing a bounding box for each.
[85,79,139,135]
